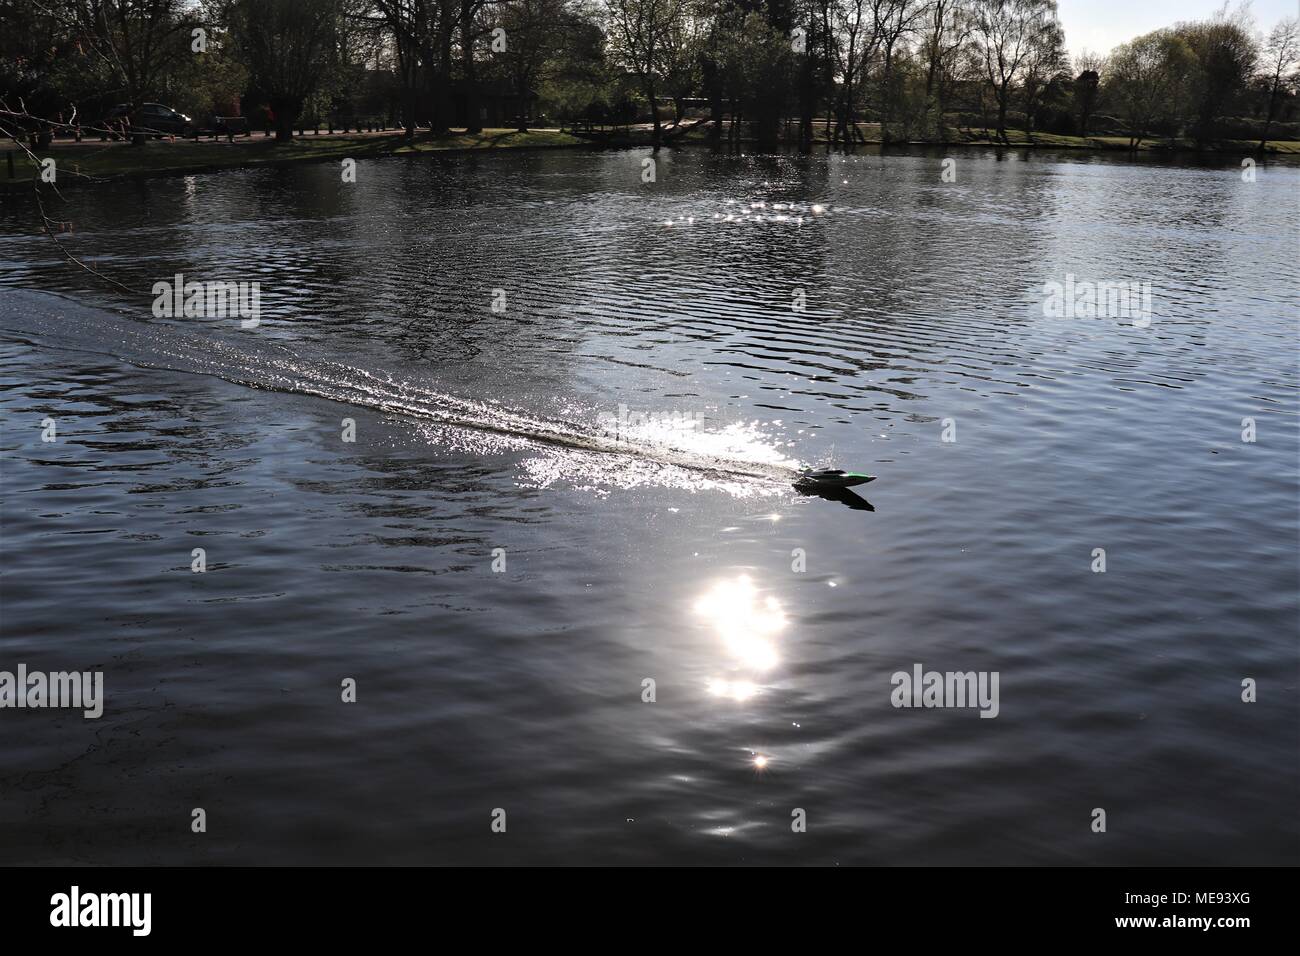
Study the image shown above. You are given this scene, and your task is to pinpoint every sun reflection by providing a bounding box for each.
[694,575,786,671]
[707,678,759,701]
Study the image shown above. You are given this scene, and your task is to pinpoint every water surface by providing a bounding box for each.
[1,147,1297,864]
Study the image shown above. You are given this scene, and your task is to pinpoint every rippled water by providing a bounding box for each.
[1,147,1297,864]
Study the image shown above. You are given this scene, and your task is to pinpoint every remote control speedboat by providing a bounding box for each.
[793,468,876,490]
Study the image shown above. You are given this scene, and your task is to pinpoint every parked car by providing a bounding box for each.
[103,102,195,138]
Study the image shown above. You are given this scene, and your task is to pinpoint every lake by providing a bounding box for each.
[1,145,1297,864]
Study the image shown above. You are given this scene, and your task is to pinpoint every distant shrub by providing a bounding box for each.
[1038,108,1076,135]
[1216,116,1300,140]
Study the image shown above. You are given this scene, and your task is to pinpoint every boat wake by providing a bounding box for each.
[0,290,802,496]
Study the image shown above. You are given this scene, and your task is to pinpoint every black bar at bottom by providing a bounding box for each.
[0,865,1283,942]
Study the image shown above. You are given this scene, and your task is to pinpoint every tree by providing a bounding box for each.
[696,0,742,150]
[1106,29,1193,148]
[1257,17,1299,150]
[1072,49,1104,136]
[52,0,199,141]
[458,0,495,133]
[229,0,342,140]
[875,0,926,142]
[604,0,682,148]
[8,0,1294,157]
[791,0,833,153]
[828,0,883,149]
[1,2,104,141]
[1176,3,1258,144]
[498,0,566,131]
[971,0,1058,143]
[705,8,789,152]
[919,0,973,141]
[1017,11,1062,137]
[368,0,447,135]
[656,0,702,125]
[536,5,612,128]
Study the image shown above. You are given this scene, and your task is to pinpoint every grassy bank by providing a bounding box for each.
[664,120,1300,154]
[938,126,1300,153]
[6,122,1297,189]
[1,128,586,187]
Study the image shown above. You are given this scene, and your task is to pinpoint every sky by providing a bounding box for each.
[1058,0,1298,58]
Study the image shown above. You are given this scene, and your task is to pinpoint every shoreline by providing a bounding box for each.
[4,124,1298,190]
[0,128,589,191]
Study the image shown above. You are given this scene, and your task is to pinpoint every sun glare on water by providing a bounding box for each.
[694,575,786,671]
